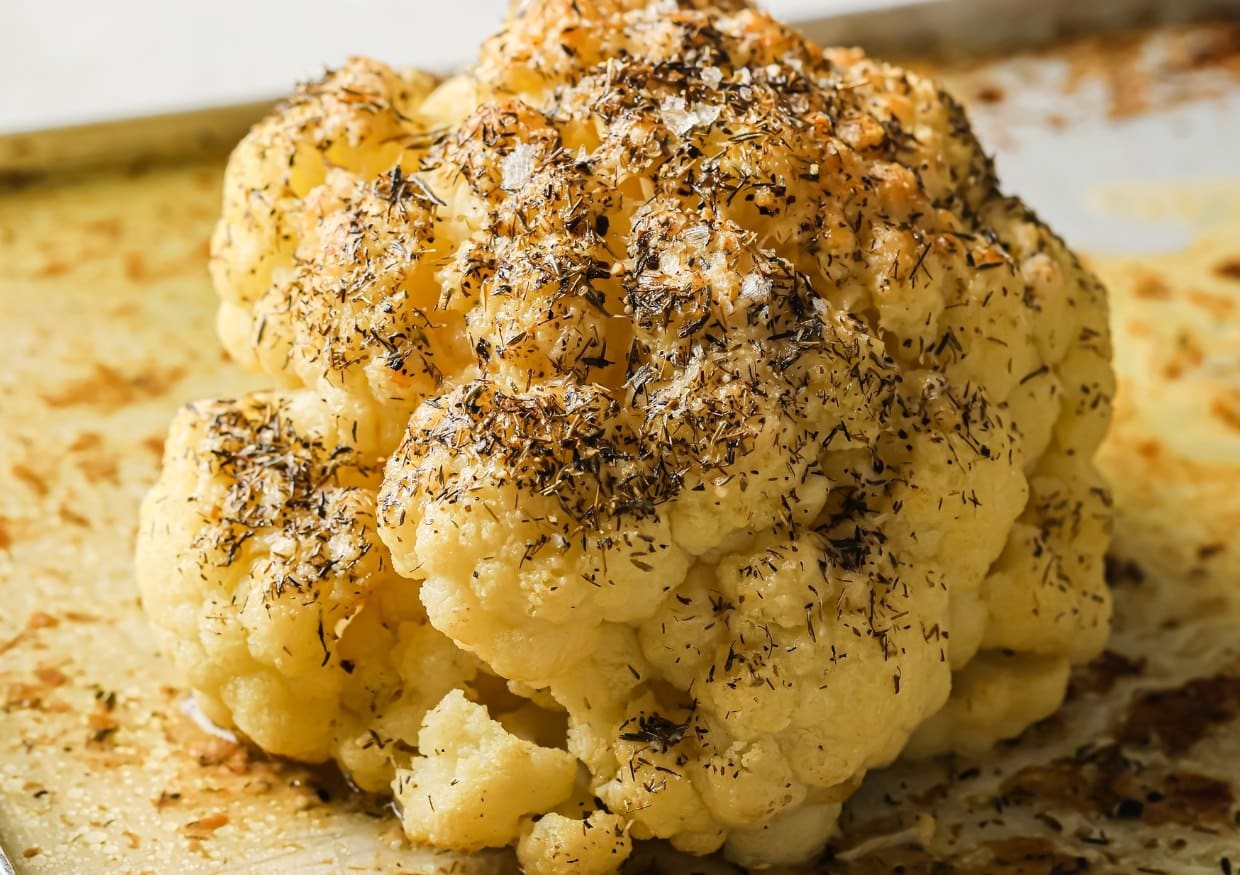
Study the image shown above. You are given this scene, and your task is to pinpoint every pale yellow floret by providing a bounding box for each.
[393,691,578,851]
[903,650,1071,759]
[517,811,632,875]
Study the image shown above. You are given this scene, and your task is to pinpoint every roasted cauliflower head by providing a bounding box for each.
[139,0,1114,869]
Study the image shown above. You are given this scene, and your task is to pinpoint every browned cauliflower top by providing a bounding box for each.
[140,1,1114,869]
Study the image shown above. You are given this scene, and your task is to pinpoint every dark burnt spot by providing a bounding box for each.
[41,363,186,412]
[10,463,49,497]
[1179,21,1240,71]
[142,435,166,458]
[1142,771,1234,828]
[1133,273,1171,299]
[1001,743,1236,829]
[59,505,91,528]
[980,838,1090,874]
[1115,673,1240,755]
[825,837,1091,875]
[1067,650,1146,699]
[1215,257,1240,281]
[975,85,1005,104]
[1197,542,1226,561]
[1135,440,1161,460]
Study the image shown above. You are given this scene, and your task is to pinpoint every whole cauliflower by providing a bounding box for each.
[139,0,1115,869]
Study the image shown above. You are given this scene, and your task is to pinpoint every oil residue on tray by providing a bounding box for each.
[0,165,502,874]
[925,18,1240,127]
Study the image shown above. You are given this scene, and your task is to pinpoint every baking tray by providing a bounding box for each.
[4,0,1239,254]
[0,101,274,186]
[2,1,1238,873]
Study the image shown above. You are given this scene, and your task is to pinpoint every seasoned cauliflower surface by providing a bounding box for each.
[136,391,482,792]
[139,0,1114,869]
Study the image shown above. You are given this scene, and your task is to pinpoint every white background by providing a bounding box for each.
[1,0,921,133]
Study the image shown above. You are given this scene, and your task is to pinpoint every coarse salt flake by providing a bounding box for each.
[740,272,772,303]
[659,250,684,276]
[501,144,539,192]
[660,96,722,136]
[683,224,711,250]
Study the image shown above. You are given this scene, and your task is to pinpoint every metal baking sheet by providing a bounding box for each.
[3,0,1237,187]
[2,2,1238,873]
[0,101,274,185]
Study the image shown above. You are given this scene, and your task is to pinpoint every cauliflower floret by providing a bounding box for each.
[211,59,488,454]
[142,0,1116,868]
[393,690,578,851]
[517,811,632,875]
[211,57,439,312]
[380,381,693,681]
[723,800,844,869]
[902,650,1071,759]
[978,452,1112,662]
[225,168,477,452]
[135,390,479,790]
